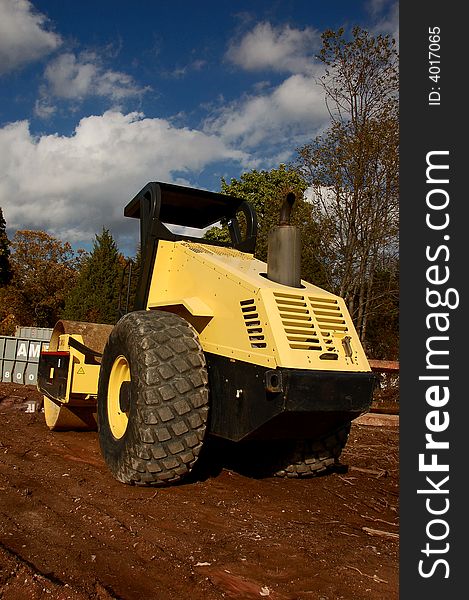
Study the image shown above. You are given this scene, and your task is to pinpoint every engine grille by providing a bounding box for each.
[274,292,348,357]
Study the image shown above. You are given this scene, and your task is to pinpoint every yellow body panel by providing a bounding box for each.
[71,363,101,395]
[146,241,370,372]
[56,334,101,402]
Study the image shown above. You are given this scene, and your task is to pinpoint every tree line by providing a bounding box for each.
[0,27,398,359]
[0,225,128,332]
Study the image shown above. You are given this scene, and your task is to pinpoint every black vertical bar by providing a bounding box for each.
[400,2,466,597]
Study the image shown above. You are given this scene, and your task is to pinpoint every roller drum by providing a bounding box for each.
[42,320,114,431]
[49,320,114,354]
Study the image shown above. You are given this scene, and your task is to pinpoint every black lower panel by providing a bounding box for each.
[205,353,375,442]
[37,352,70,402]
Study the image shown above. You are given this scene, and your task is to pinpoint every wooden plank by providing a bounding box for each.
[355,413,399,427]
[368,359,399,373]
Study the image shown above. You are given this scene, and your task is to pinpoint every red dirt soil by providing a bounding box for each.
[0,382,398,600]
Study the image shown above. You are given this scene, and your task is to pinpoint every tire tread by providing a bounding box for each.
[98,310,209,486]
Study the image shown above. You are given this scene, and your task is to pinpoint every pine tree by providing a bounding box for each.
[0,207,13,286]
[63,228,123,324]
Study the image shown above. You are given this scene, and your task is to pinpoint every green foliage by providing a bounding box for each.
[63,228,123,324]
[206,165,328,287]
[202,223,231,246]
[0,230,81,332]
[0,207,13,286]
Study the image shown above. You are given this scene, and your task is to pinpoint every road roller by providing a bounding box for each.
[37,181,374,485]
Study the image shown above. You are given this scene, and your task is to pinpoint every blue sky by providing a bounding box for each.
[0,0,398,256]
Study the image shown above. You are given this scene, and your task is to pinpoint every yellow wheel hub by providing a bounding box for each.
[107,355,131,439]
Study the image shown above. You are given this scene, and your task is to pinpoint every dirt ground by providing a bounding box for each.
[0,382,398,600]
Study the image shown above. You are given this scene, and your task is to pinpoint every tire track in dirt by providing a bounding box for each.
[1,383,399,600]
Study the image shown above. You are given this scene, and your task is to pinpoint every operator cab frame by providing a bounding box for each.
[124,181,258,311]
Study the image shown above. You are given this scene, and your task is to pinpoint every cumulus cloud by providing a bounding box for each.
[215,21,328,160]
[0,112,248,253]
[226,21,321,74]
[0,0,61,75]
[35,51,151,116]
[204,73,329,150]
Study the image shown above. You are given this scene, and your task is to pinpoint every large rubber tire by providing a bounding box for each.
[271,424,351,478]
[97,310,209,486]
[229,424,351,479]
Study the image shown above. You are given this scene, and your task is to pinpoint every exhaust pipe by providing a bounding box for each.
[267,192,302,288]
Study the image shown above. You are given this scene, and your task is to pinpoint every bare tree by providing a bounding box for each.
[296,27,399,346]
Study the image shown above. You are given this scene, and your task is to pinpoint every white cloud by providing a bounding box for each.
[368,0,399,46]
[44,53,96,99]
[33,98,56,119]
[0,0,61,75]
[204,73,329,150]
[38,51,150,106]
[226,21,320,74]
[0,112,248,253]
[216,21,328,160]
[167,59,207,79]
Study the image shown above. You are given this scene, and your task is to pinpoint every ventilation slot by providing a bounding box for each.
[184,244,212,254]
[240,300,267,348]
[274,293,322,351]
[308,296,348,353]
[182,242,251,259]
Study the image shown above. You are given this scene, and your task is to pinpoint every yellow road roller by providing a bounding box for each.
[38,182,374,485]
